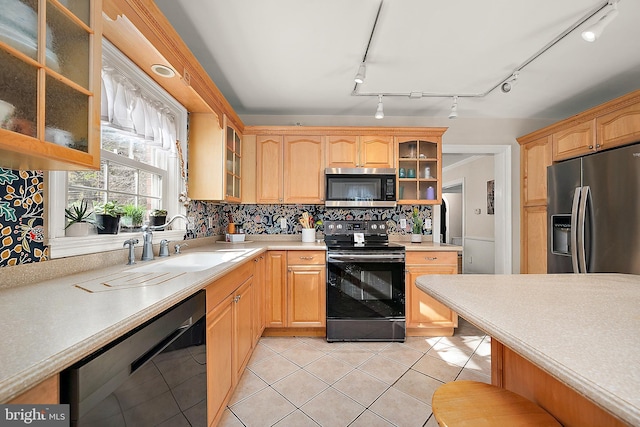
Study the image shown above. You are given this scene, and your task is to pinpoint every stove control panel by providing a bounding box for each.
[324,220,388,236]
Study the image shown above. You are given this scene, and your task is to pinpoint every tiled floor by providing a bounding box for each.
[220,319,490,427]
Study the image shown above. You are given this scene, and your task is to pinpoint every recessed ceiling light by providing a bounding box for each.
[151,64,176,78]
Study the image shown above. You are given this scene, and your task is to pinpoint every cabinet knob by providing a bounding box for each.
[234,295,241,303]
[596,144,601,148]
[589,145,594,149]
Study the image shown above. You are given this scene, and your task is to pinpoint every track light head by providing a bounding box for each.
[374,95,384,119]
[501,73,519,93]
[581,2,619,42]
[354,62,367,84]
[448,96,458,119]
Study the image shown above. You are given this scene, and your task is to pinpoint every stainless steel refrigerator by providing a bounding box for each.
[547,142,640,274]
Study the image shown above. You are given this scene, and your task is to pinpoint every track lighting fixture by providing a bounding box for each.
[581,1,619,42]
[448,96,458,119]
[374,95,384,119]
[354,62,367,84]
[500,73,519,93]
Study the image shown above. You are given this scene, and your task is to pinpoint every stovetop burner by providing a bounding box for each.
[324,220,404,252]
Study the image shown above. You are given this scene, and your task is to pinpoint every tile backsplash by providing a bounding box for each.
[187,201,432,239]
[0,168,48,267]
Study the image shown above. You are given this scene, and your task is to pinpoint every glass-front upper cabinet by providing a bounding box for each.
[0,0,102,170]
[396,137,442,204]
[225,123,242,202]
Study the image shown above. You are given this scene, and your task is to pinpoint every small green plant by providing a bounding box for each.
[150,209,167,217]
[412,207,423,234]
[93,200,125,217]
[64,200,95,229]
[123,204,146,227]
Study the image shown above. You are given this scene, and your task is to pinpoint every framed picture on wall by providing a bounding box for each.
[487,180,495,215]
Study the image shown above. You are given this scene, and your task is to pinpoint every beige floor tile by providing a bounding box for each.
[230,387,296,427]
[273,409,320,426]
[369,387,432,427]
[247,342,277,367]
[249,353,301,384]
[474,336,492,357]
[427,343,474,367]
[299,336,343,352]
[424,413,440,427]
[412,354,463,382]
[456,368,491,383]
[272,369,329,407]
[304,354,354,384]
[358,354,408,385]
[402,336,436,353]
[218,408,244,427]
[393,369,443,404]
[435,335,484,354]
[349,409,396,427]
[379,343,425,367]
[280,342,327,367]
[464,350,491,374]
[301,388,365,427]
[228,369,269,406]
[327,347,375,367]
[259,336,305,353]
[332,370,388,407]
[355,341,392,352]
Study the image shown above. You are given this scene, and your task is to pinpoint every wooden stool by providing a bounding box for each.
[432,380,562,426]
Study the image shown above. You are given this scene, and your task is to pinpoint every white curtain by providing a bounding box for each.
[101,67,178,154]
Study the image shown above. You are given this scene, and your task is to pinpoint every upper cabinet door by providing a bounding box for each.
[326,135,358,168]
[596,102,640,151]
[522,136,552,207]
[256,135,283,203]
[283,135,324,203]
[552,120,596,162]
[359,135,394,168]
[0,0,102,170]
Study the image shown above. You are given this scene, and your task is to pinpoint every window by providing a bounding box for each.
[47,40,188,258]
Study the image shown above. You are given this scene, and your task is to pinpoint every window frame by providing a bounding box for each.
[46,40,189,259]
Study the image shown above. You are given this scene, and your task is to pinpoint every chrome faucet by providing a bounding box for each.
[141,214,189,261]
[123,238,139,265]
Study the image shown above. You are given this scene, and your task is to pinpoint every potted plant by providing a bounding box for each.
[149,209,167,229]
[93,201,124,234]
[64,199,95,237]
[411,207,423,243]
[122,204,146,232]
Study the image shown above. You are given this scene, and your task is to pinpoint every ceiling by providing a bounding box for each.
[153,0,640,123]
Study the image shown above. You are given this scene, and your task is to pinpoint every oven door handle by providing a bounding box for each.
[328,254,405,262]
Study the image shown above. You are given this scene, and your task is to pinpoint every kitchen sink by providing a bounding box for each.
[126,250,250,273]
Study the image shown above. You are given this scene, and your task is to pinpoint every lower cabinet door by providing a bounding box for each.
[265,251,287,327]
[234,278,254,380]
[206,298,233,427]
[287,265,326,327]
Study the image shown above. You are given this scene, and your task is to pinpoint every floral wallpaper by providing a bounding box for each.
[0,168,48,267]
[187,202,432,239]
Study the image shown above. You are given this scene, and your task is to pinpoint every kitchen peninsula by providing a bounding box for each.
[415,274,640,427]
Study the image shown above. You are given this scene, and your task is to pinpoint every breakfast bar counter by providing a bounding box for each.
[415,273,640,427]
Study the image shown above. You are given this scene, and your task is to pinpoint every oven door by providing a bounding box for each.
[327,252,405,319]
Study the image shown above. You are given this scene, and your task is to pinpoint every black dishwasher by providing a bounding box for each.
[61,291,206,427]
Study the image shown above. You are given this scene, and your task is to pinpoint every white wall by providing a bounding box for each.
[241,115,555,273]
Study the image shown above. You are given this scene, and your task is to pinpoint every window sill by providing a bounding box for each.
[47,230,187,259]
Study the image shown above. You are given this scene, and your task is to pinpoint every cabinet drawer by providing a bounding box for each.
[287,251,326,265]
[406,251,457,266]
[206,260,254,311]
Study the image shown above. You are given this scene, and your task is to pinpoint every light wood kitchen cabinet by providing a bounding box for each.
[0,0,102,170]
[265,250,326,331]
[521,205,548,274]
[283,135,324,203]
[189,113,243,202]
[7,375,59,404]
[326,135,394,168]
[205,260,254,426]
[396,137,442,205]
[552,120,596,162]
[256,135,284,203]
[405,251,458,336]
[596,101,640,151]
[252,254,266,345]
[521,136,552,207]
[287,251,326,328]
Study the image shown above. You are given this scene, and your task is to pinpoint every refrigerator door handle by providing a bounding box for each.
[577,186,590,273]
[570,187,581,273]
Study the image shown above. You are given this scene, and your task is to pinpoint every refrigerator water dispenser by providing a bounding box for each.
[551,215,572,256]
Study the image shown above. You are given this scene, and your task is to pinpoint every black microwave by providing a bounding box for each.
[325,168,397,207]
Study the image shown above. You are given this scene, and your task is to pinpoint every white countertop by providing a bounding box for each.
[0,237,455,402]
[415,273,640,426]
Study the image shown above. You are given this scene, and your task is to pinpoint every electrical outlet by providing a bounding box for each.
[468,256,473,264]
[207,217,214,228]
[279,217,287,228]
[424,218,432,229]
[400,218,407,228]
[187,216,195,230]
